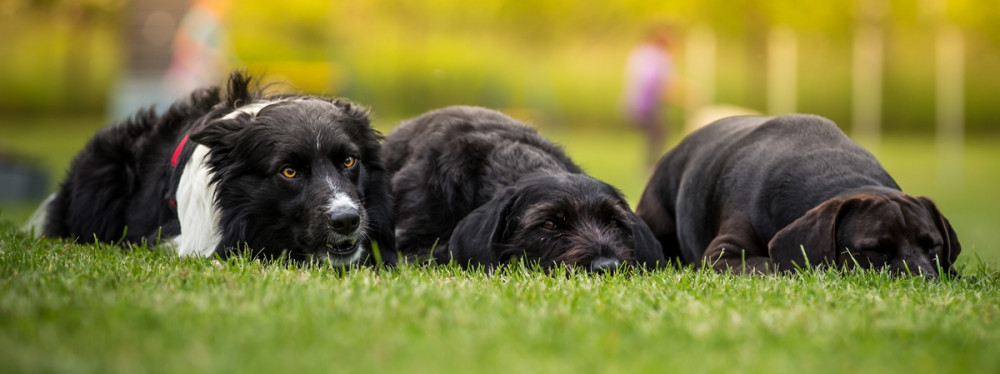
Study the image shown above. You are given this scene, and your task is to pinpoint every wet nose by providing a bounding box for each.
[590,256,620,273]
[330,209,361,235]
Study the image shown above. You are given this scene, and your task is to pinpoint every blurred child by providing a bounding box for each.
[162,0,234,100]
[623,25,674,168]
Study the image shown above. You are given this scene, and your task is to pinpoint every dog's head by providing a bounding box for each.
[445,173,664,272]
[768,189,960,277]
[189,97,395,266]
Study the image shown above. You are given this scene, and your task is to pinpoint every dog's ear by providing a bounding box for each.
[916,196,961,276]
[189,116,250,149]
[635,191,673,247]
[332,99,371,126]
[768,197,850,271]
[445,188,517,270]
[361,165,398,267]
[629,214,665,269]
[191,72,261,149]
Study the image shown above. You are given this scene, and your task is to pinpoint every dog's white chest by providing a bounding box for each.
[170,144,222,257]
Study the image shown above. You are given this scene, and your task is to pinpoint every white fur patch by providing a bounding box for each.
[327,192,359,215]
[169,145,222,257]
[22,193,55,236]
[325,175,360,214]
[222,101,279,120]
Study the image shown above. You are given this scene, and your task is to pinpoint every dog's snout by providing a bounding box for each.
[890,256,939,279]
[330,209,361,235]
[590,256,620,273]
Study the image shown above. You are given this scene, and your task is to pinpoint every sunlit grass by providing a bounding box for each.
[1,220,998,373]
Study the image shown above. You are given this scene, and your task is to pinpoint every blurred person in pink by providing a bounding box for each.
[623,26,675,168]
[163,0,234,100]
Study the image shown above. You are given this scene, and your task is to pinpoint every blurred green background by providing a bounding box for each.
[3,0,1000,130]
[0,0,998,265]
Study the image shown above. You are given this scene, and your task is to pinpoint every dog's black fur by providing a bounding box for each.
[636,114,960,276]
[37,72,395,265]
[383,106,664,272]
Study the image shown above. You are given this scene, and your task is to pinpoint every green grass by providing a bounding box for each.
[2,222,999,374]
[2,116,1000,373]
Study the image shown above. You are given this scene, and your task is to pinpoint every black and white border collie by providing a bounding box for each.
[29,72,395,266]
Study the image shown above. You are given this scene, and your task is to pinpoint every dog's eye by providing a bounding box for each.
[343,156,357,168]
[860,248,888,263]
[280,167,298,179]
[541,220,557,230]
[608,220,620,229]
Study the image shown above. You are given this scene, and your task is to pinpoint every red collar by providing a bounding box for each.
[170,134,190,167]
[167,134,192,209]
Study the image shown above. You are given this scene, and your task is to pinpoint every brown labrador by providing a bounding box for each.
[635,114,960,276]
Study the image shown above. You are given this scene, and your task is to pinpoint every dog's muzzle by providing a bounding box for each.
[322,206,361,254]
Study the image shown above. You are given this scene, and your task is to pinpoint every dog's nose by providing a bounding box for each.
[330,210,361,235]
[590,256,620,273]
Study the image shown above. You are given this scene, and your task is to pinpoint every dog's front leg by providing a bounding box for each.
[700,217,775,275]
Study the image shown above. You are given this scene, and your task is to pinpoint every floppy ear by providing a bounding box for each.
[189,116,250,149]
[917,196,962,276]
[768,197,849,271]
[361,164,397,267]
[629,214,666,269]
[635,187,683,261]
[443,188,517,270]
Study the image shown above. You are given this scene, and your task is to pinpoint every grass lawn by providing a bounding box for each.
[2,115,999,373]
[2,223,998,374]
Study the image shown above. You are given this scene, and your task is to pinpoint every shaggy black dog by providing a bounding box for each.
[30,72,395,266]
[636,114,960,276]
[382,106,664,272]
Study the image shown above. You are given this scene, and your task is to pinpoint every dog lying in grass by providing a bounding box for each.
[382,106,664,272]
[636,114,960,276]
[28,72,395,266]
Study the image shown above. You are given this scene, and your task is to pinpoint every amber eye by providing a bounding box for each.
[281,167,298,179]
[343,156,357,168]
[541,220,556,230]
[609,220,619,229]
